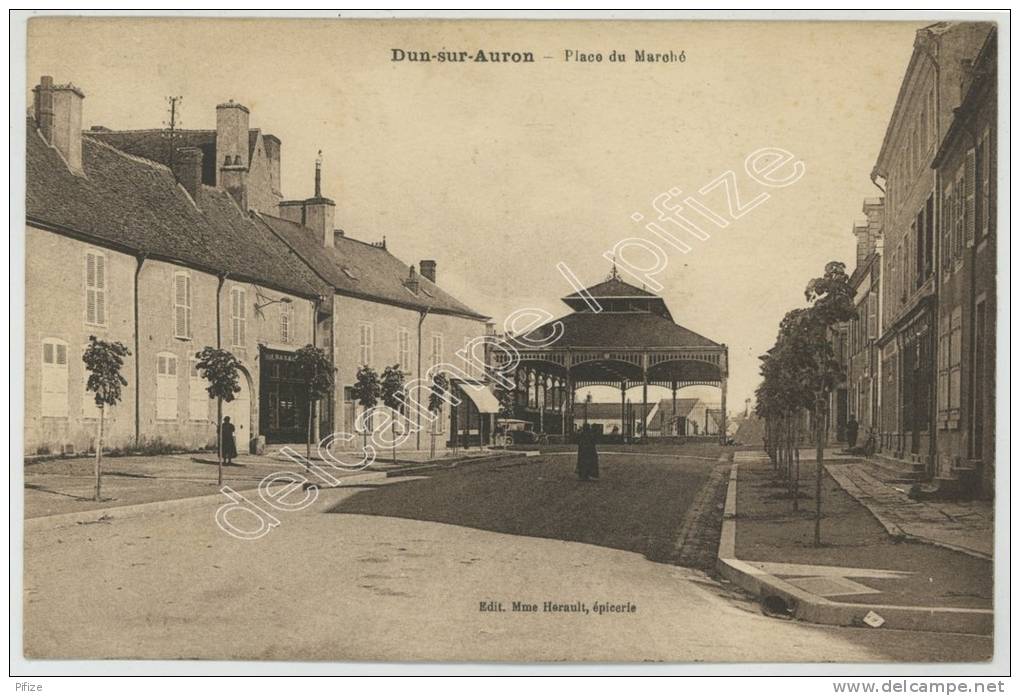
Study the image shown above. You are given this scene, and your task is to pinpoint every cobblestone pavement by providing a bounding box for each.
[826,462,993,558]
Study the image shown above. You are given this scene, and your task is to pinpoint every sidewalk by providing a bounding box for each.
[23,446,507,519]
[826,460,993,559]
[717,452,992,634]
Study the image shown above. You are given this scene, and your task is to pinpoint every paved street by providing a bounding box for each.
[23,449,992,662]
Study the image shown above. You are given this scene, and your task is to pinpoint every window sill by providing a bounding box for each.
[174,336,193,342]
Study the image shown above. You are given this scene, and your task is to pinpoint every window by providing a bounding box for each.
[978,129,990,238]
[189,359,209,421]
[359,323,373,366]
[398,327,410,370]
[867,291,878,340]
[41,338,69,418]
[85,250,107,326]
[430,333,443,369]
[948,308,962,412]
[156,352,179,420]
[280,304,292,344]
[965,148,976,247]
[174,272,192,339]
[941,183,953,270]
[924,194,934,279]
[230,287,247,347]
[927,88,936,146]
[953,164,966,258]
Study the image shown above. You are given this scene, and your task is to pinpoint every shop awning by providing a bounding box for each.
[458,383,501,414]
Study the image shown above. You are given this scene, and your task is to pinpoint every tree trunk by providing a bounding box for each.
[217,399,223,488]
[307,399,314,461]
[814,396,825,546]
[792,415,800,511]
[430,427,436,460]
[392,421,397,464]
[94,407,104,501]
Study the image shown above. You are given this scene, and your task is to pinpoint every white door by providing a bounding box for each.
[222,377,251,453]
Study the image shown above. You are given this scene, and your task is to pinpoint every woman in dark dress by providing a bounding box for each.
[220,416,238,464]
[576,424,600,481]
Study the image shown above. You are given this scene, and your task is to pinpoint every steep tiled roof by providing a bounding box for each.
[88,128,267,185]
[564,277,657,299]
[522,311,722,348]
[26,122,326,299]
[259,213,488,320]
[655,397,700,419]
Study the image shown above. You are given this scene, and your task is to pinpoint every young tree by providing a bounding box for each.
[352,364,381,451]
[82,336,130,501]
[294,344,335,459]
[195,346,242,487]
[380,364,406,464]
[427,372,449,459]
[802,261,855,545]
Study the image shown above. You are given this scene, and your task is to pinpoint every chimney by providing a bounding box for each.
[172,147,203,200]
[419,259,437,284]
[263,134,282,195]
[852,221,870,269]
[216,101,250,208]
[405,265,420,295]
[33,76,85,172]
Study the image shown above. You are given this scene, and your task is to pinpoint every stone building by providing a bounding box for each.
[26,76,494,456]
[930,27,997,497]
[258,162,493,450]
[845,200,884,447]
[26,77,326,455]
[870,22,993,475]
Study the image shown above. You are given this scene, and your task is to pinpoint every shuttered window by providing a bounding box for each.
[948,308,962,412]
[188,359,209,421]
[359,323,373,366]
[174,272,192,339]
[430,334,443,369]
[280,305,292,344]
[156,353,179,420]
[41,339,69,418]
[398,327,409,369]
[965,148,976,247]
[85,251,107,326]
[231,287,246,347]
[978,130,990,238]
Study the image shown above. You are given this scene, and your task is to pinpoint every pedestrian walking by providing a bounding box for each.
[576,423,600,481]
[221,416,238,465]
[846,415,859,450]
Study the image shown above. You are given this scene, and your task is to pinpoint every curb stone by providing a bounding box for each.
[715,459,993,636]
[824,462,993,562]
[25,470,387,532]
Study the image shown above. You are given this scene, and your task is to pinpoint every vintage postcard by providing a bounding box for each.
[12,11,1007,677]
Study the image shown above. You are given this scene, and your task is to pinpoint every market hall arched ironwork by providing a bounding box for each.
[496,271,728,442]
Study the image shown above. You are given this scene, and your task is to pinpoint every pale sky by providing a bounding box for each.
[27,17,924,409]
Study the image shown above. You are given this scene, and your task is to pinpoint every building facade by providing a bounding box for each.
[260,166,493,451]
[26,76,328,455]
[931,28,997,497]
[869,22,993,477]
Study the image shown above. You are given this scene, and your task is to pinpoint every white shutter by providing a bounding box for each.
[41,339,69,418]
[965,148,976,246]
[156,353,179,420]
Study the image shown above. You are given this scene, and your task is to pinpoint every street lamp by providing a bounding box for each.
[254,295,293,312]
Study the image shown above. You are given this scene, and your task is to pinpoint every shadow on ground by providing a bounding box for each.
[328,444,725,564]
